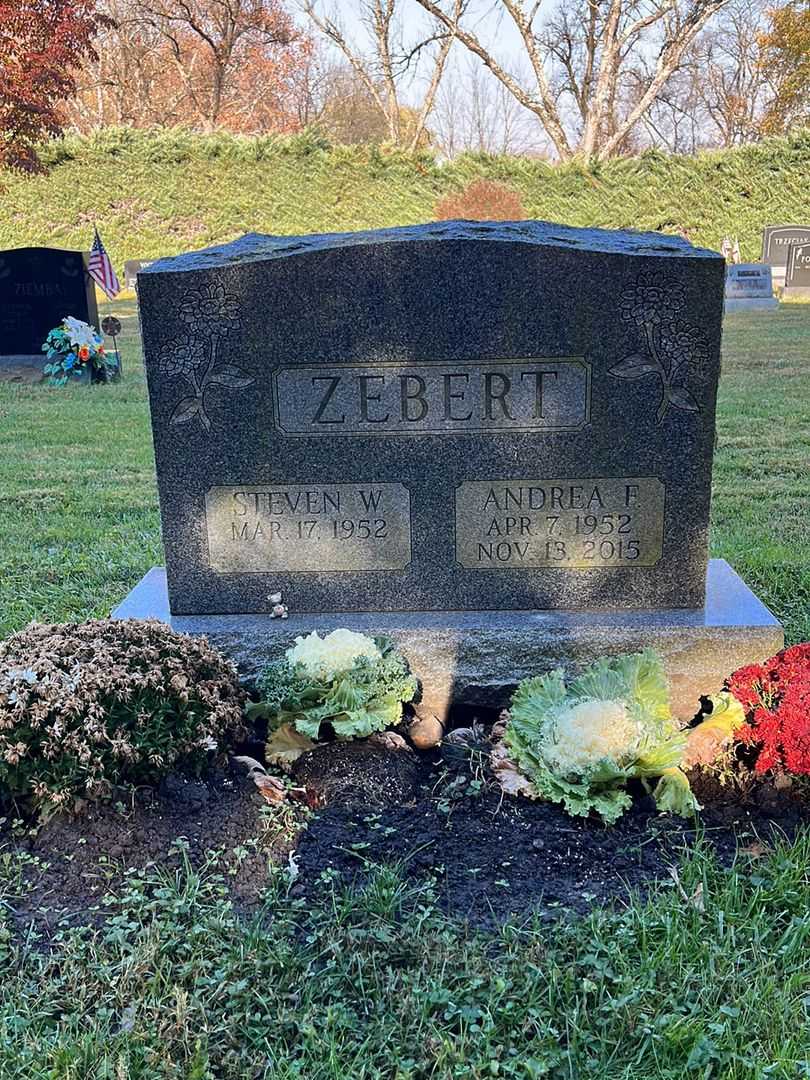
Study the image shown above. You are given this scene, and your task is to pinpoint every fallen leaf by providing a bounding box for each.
[669,867,706,912]
[689,882,705,913]
[368,730,411,752]
[233,754,266,778]
[232,754,287,803]
[490,738,535,798]
[408,713,445,749]
[265,724,316,773]
[253,774,287,804]
[740,841,772,860]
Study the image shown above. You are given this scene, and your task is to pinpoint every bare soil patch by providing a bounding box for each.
[3,722,808,938]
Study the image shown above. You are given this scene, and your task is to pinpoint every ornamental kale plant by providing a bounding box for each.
[493,650,698,823]
[253,630,418,762]
[727,643,810,776]
[0,619,246,813]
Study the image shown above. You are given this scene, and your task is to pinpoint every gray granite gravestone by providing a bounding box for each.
[124,259,153,289]
[724,263,778,312]
[784,243,810,298]
[762,224,810,287]
[116,221,783,719]
[0,247,98,377]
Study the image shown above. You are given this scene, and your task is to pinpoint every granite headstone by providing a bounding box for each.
[784,242,810,298]
[761,224,810,286]
[135,222,726,615]
[117,221,783,718]
[724,263,778,312]
[0,247,98,364]
[124,259,153,289]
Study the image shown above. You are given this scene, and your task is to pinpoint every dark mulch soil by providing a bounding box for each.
[1,767,285,938]
[292,745,810,929]
[3,726,809,938]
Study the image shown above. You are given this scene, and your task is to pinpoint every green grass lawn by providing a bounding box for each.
[1,838,810,1078]
[1,304,808,642]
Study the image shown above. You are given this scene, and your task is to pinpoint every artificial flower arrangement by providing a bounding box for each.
[491,650,703,822]
[250,629,418,769]
[42,316,115,385]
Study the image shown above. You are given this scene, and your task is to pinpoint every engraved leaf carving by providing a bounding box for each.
[170,395,202,424]
[609,354,659,379]
[208,365,255,388]
[667,385,700,413]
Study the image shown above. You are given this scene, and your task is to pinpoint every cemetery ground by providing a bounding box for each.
[1,305,809,1076]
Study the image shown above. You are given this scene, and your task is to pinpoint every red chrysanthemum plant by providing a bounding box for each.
[727,644,810,778]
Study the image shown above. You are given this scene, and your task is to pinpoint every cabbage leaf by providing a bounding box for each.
[254,637,418,743]
[500,650,699,822]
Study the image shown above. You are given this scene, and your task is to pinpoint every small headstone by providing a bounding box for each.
[117,222,783,719]
[783,242,810,298]
[724,263,778,312]
[124,259,153,289]
[0,247,98,373]
[761,224,810,286]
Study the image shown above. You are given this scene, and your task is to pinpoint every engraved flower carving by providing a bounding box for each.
[611,276,702,424]
[158,337,205,378]
[178,282,240,328]
[659,323,709,380]
[162,282,253,431]
[619,278,685,327]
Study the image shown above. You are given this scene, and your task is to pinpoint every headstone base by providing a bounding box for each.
[0,355,44,384]
[724,298,779,313]
[782,287,810,300]
[112,560,782,722]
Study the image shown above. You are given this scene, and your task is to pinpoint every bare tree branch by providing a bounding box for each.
[409,0,731,160]
[410,0,572,158]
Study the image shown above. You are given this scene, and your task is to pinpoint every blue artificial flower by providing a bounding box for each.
[64,354,76,370]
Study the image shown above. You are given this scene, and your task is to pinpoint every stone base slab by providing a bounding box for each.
[724,298,779,312]
[112,559,783,722]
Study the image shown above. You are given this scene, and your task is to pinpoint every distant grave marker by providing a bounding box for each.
[0,247,98,368]
[724,263,778,312]
[124,260,154,289]
[784,243,810,298]
[761,225,810,285]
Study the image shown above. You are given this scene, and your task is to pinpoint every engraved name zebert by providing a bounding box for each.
[273,358,590,435]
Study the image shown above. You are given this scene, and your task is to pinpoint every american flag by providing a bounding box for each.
[88,227,120,300]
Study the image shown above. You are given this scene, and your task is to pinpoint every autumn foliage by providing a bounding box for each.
[758,1,810,135]
[0,0,109,171]
[435,179,526,222]
[63,0,309,135]
[728,644,810,776]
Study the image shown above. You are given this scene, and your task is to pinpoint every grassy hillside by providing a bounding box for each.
[2,127,810,268]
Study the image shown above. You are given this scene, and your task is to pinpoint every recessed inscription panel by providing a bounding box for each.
[274,358,590,436]
[206,483,411,573]
[456,477,665,569]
